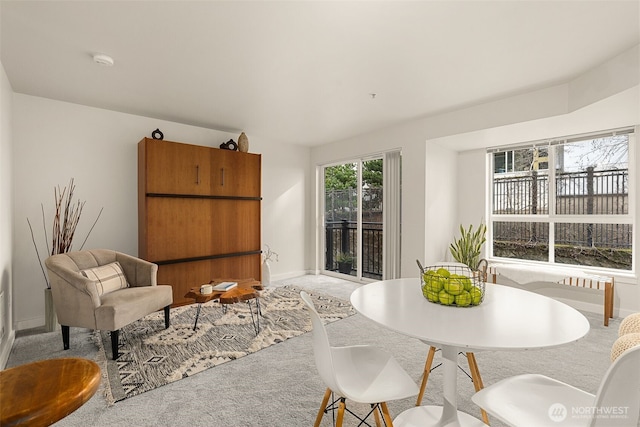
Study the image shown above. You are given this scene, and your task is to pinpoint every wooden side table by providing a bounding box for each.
[0,358,101,427]
[184,278,263,333]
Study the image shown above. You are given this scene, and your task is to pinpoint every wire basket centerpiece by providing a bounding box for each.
[418,261,486,307]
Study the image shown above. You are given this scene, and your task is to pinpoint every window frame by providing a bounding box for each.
[487,126,636,274]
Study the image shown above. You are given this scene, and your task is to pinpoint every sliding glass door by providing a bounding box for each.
[323,158,386,280]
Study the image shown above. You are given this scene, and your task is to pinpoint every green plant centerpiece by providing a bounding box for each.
[449,223,487,270]
[336,251,354,274]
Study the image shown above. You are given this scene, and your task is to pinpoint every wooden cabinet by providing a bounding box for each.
[138,138,261,306]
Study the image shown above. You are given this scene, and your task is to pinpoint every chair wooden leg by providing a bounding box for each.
[466,352,489,425]
[373,404,382,427]
[416,346,437,406]
[314,388,331,427]
[336,398,346,427]
[380,402,394,427]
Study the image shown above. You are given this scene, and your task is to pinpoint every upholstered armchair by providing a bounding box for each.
[45,249,173,359]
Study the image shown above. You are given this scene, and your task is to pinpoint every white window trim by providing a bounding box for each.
[486,126,637,276]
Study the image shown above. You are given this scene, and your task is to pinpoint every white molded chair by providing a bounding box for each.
[471,345,640,427]
[300,291,419,427]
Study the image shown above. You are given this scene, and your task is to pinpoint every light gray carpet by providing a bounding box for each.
[6,275,621,427]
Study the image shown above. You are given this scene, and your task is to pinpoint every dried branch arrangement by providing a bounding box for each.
[27,178,103,288]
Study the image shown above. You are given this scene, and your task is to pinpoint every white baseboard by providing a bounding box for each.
[270,270,311,283]
[0,330,15,369]
[15,316,44,331]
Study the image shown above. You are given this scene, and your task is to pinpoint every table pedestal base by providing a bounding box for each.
[394,406,486,427]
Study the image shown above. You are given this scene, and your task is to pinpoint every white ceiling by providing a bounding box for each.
[2,1,639,147]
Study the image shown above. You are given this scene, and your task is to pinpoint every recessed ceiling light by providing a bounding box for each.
[93,54,114,67]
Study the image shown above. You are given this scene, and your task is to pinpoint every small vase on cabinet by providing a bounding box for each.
[238,132,249,153]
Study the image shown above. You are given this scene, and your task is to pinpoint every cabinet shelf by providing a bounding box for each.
[146,192,262,201]
[153,250,263,266]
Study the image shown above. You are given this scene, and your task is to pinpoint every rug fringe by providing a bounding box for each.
[92,331,115,406]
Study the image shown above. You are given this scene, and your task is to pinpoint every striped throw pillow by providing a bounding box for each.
[81,262,129,296]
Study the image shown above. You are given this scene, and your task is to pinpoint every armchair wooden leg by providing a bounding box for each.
[61,325,70,350]
[111,330,120,360]
[416,346,437,406]
[164,305,171,329]
[314,388,331,427]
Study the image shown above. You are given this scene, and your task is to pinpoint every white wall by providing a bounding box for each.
[0,61,15,366]
[425,142,460,265]
[252,136,310,279]
[11,95,309,330]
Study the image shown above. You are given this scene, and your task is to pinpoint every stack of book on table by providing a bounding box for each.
[211,282,238,292]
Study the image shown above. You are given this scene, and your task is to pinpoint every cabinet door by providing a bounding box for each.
[144,139,212,195]
[144,198,214,262]
[144,198,260,262]
[210,149,261,197]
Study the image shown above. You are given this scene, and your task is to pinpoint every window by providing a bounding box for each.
[488,127,634,271]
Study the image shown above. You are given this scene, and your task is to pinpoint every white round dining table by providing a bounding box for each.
[350,278,590,427]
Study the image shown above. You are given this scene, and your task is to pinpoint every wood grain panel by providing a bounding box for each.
[144,198,260,262]
[210,148,261,197]
[143,138,212,195]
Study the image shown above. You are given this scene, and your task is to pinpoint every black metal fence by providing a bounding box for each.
[325,220,383,279]
[493,168,631,249]
[325,188,384,279]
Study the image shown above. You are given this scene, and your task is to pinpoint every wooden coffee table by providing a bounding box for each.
[0,357,100,427]
[185,278,263,334]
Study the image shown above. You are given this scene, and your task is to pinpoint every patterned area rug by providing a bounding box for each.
[97,286,354,404]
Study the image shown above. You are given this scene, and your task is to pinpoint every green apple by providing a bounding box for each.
[450,274,473,291]
[469,286,483,305]
[427,277,445,293]
[438,290,455,305]
[444,280,463,296]
[426,290,440,302]
[422,284,430,298]
[436,268,451,278]
[460,276,473,291]
[455,290,471,307]
[423,271,436,282]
